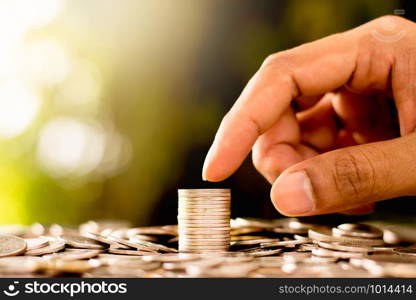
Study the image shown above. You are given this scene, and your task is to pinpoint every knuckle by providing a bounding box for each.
[331,149,376,201]
[261,50,295,71]
[375,15,409,28]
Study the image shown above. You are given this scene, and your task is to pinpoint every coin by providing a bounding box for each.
[25,238,49,251]
[108,248,155,256]
[179,234,230,239]
[177,219,229,224]
[393,247,416,257]
[126,227,176,236]
[245,248,283,257]
[4,213,413,278]
[334,223,383,239]
[178,197,231,201]
[179,240,230,246]
[128,238,178,253]
[177,216,230,221]
[316,241,373,253]
[0,235,27,257]
[0,256,45,273]
[308,228,385,246]
[60,234,106,249]
[312,247,366,259]
[178,210,230,215]
[25,241,65,256]
[178,229,230,234]
[84,232,131,249]
[177,212,230,216]
[44,249,101,261]
[231,238,279,246]
[260,240,306,248]
[47,259,100,274]
[107,235,157,252]
[178,188,230,194]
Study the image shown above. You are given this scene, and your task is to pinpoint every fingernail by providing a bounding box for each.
[272,171,315,215]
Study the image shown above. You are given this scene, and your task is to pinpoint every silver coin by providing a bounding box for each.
[180,234,230,239]
[44,249,101,261]
[231,238,279,246]
[177,212,230,216]
[297,243,318,251]
[178,219,230,224]
[0,235,27,257]
[334,223,383,239]
[178,188,230,194]
[0,256,45,273]
[177,217,230,221]
[178,232,229,236]
[308,228,385,246]
[293,235,311,241]
[178,202,229,206]
[25,241,65,256]
[142,253,201,262]
[245,248,283,257]
[107,235,157,252]
[128,237,178,253]
[179,240,230,246]
[178,209,231,216]
[179,245,229,250]
[126,227,176,236]
[282,252,311,263]
[84,232,131,249]
[178,225,230,230]
[179,234,230,239]
[47,259,100,274]
[260,240,306,248]
[316,241,373,253]
[177,212,230,217]
[60,234,106,249]
[25,238,49,251]
[108,248,155,256]
[178,219,229,224]
[312,247,366,259]
[178,228,230,233]
[393,247,416,256]
[178,197,231,201]
[178,205,229,210]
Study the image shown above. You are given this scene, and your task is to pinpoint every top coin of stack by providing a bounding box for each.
[178,189,231,253]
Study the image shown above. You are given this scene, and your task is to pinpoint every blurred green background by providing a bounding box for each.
[0,0,413,226]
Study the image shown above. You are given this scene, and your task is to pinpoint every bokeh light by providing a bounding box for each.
[36,118,106,178]
[23,39,70,86]
[0,81,40,138]
[54,59,102,112]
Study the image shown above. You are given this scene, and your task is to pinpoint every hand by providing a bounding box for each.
[202,16,416,216]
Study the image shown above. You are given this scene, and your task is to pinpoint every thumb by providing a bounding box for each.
[271,133,416,216]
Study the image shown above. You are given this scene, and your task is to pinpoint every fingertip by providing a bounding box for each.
[202,157,229,182]
[270,170,316,216]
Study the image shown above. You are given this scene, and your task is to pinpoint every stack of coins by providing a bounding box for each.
[177,189,231,252]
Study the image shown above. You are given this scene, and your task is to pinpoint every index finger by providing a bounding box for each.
[202,31,358,182]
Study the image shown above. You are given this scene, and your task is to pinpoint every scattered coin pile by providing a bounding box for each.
[178,189,231,252]
[0,217,415,277]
